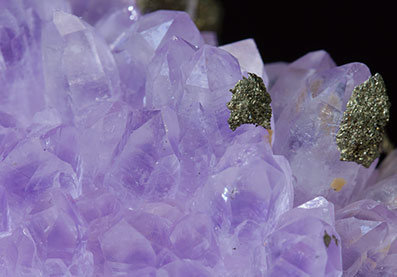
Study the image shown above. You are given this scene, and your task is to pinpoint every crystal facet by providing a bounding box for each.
[336,200,397,276]
[265,197,343,276]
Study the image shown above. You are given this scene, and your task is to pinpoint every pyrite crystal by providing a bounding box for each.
[227,73,272,131]
[336,73,390,168]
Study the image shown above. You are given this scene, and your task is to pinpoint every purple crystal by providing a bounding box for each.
[0,186,9,235]
[0,0,46,128]
[220,38,269,87]
[201,31,218,46]
[336,200,397,276]
[270,50,376,207]
[68,0,139,25]
[42,10,121,119]
[363,175,397,210]
[1,4,294,274]
[265,197,343,276]
[354,150,397,209]
[110,10,204,108]
[1,1,396,276]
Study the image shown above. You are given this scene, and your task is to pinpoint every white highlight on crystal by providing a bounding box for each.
[141,20,173,50]
[298,196,328,209]
[222,187,229,202]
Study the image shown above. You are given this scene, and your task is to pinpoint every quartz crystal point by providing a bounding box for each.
[42,10,121,119]
[265,196,343,277]
[109,10,204,108]
[220,38,269,87]
[269,50,388,207]
[0,3,298,275]
[336,200,397,276]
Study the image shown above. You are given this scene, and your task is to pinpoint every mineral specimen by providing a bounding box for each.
[1,0,397,276]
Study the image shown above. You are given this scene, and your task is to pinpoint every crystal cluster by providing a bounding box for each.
[268,52,385,208]
[1,1,396,276]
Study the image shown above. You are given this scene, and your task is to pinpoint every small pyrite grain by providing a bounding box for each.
[336,73,390,168]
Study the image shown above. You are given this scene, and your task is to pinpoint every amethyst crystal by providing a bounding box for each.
[359,150,397,210]
[265,197,342,276]
[1,1,396,276]
[268,51,386,208]
[336,200,397,276]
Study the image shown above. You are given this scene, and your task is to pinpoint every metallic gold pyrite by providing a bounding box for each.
[336,73,390,168]
[227,73,272,131]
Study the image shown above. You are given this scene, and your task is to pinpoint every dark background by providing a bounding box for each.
[218,1,396,145]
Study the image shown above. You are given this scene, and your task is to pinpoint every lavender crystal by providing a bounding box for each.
[1,1,396,276]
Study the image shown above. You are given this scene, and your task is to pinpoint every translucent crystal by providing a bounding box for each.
[270,50,378,207]
[265,197,343,276]
[336,200,397,276]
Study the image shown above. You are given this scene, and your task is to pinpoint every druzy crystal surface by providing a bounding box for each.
[1,1,396,276]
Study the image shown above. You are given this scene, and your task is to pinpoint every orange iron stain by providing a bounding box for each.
[331,178,346,192]
[266,129,273,145]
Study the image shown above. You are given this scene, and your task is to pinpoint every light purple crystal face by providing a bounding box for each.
[111,10,204,108]
[1,1,396,276]
[68,0,139,25]
[269,50,376,207]
[336,200,397,276]
[265,197,343,277]
[220,38,269,87]
[356,149,397,210]
[0,186,9,235]
[42,10,121,119]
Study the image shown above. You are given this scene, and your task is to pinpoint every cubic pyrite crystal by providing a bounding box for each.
[1,0,396,276]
